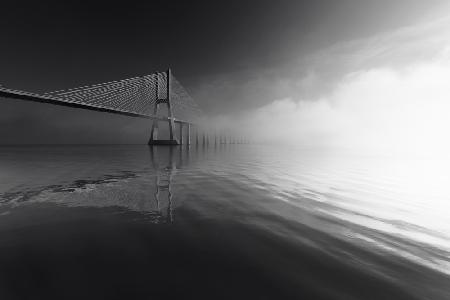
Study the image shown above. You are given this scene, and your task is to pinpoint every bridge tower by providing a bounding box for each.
[148,68,179,145]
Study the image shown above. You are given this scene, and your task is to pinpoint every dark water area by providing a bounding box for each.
[0,145,449,300]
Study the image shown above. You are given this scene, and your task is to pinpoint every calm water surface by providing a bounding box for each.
[0,145,449,299]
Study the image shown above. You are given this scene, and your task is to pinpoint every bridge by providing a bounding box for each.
[0,68,202,145]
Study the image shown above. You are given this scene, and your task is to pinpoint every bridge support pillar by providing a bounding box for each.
[149,120,159,142]
[179,123,183,145]
[148,68,179,146]
[187,124,191,145]
[148,119,179,145]
[195,127,199,146]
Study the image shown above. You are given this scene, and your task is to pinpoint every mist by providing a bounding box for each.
[205,15,450,158]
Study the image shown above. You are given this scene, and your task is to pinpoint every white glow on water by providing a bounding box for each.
[232,143,450,275]
[282,151,450,274]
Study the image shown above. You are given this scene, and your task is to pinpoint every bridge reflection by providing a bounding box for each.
[0,144,245,223]
[148,146,181,223]
[0,145,196,223]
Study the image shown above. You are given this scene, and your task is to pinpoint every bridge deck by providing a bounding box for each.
[0,86,192,124]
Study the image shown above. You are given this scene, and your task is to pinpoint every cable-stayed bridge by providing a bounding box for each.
[0,68,202,145]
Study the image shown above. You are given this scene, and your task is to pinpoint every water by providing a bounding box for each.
[0,145,449,299]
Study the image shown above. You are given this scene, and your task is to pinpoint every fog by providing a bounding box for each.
[205,15,450,158]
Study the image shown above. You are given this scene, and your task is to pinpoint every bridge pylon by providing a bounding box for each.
[148,68,179,145]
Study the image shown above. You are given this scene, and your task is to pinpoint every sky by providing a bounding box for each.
[1,0,450,153]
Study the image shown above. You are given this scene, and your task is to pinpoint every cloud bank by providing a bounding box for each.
[206,15,450,157]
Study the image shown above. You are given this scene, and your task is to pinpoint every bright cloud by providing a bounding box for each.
[206,16,450,157]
